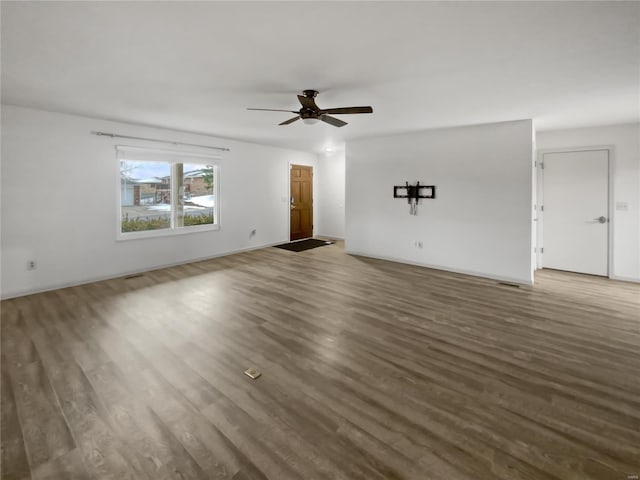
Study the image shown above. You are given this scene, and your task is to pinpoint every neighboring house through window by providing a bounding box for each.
[117,146,219,239]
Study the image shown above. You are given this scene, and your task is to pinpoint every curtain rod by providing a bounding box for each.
[91,131,230,152]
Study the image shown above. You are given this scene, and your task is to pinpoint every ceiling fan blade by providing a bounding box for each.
[297,95,320,111]
[320,115,347,127]
[279,116,300,126]
[247,108,299,113]
[319,106,373,115]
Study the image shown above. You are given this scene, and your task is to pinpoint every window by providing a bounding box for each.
[117,146,219,239]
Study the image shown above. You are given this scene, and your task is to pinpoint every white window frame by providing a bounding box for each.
[116,146,220,241]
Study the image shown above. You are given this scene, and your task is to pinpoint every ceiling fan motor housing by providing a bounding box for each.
[247,89,372,127]
[300,109,319,119]
[301,90,320,118]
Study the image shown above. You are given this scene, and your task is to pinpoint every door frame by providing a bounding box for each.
[288,163,315,241]
[536,145,614,277]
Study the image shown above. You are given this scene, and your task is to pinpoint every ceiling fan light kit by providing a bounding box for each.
[248,89,373,127]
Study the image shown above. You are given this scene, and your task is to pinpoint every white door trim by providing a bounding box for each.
[536,145,614,278]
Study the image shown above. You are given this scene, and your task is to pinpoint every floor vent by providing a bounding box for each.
[498,282,520,288]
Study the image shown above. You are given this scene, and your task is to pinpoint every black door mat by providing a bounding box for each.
[273,239,334,252]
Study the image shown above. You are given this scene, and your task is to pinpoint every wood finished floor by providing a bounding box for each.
[2,242,640,480]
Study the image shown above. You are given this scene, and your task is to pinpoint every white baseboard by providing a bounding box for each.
[1,241,284,300]
[609,274,640,284]
[316,235,344,241]
[344,249,534,286]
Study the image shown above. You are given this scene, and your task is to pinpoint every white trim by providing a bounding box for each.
[216,164,223,230]
[287,162,291,241]
[1,241,284,300]
[344,249,534,286]
[116,223,220,242]
[609,275,640,284]
[317,235,344,241]
[171,162,177,230]
[536,145,614,278]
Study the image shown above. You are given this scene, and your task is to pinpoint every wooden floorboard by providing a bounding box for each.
[2,242,639,479]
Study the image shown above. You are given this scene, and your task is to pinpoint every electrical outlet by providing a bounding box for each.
[417,241,423,249]
[250,229,257,236]
[27,260,37,270]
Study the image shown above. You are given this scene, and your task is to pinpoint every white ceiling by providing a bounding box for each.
[2,1,639,153]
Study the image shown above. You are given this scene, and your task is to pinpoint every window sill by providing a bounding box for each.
[116,223,220,241]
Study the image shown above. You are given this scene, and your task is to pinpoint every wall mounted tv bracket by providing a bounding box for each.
[393,182,436,215]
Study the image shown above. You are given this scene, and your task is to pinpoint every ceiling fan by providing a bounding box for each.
[247,90,373,127]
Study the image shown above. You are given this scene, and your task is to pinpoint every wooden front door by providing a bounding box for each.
[290,165,313,240]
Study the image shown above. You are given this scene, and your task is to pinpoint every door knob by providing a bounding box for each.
[595,216,607,224]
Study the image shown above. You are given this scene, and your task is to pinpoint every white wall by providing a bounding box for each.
[316,149,345,239]
[1,105,318,298]
[537,123,640,281]
[345,120,535,284]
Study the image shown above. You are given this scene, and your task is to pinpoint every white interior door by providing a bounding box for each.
[542,150,609,276]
